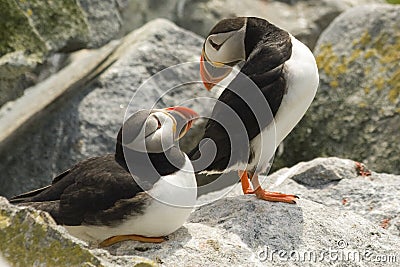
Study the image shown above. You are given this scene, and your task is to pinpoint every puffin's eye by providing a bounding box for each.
[209,39,222,51]
[155,117,162,129]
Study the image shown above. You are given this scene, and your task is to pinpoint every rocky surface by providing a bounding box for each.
[277,158,400,237]
[273,4,400,174]
[0,197,155,267]
[201,157,400,237]
[2,158,399,266]
[0,0,121,107]
[3,187,400,266]
[106,197,400,266]
[0,19,218,198]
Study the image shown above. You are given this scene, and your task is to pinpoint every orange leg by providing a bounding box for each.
[99,234,167,247]
[250,173,298,204]
[238,171,298,203]
[239,170,254,194]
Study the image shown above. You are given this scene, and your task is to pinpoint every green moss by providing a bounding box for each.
[316,44,339,74]
[386,0,400,4]
[316,30,400,103]
[358,102,367,108]
[0,209,103,267]
[15,0,90,51]
[374,77,385,91]
[388,68,400,103]
[329,80,339,88]
[364,49,376,59]
[0,0,46,58]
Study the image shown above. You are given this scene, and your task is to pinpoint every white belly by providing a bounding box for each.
[248,35,319,173]
[65,156,197,243]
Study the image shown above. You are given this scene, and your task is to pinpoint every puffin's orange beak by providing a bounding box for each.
[200,48,232,91]
[165,106,198,139]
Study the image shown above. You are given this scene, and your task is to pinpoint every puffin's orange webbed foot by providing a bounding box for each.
[253,187,298,204]
[99,234,167,247]
[239,170,253,194]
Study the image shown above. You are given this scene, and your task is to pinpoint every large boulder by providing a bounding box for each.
[273,4,400,174]
[0,19,216,198]
[0,0,121,107]
[119,0,383,49]
[82,197,400,266]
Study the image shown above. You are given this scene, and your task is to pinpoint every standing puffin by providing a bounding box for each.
[190,17,319,203]
[10,106,198,246]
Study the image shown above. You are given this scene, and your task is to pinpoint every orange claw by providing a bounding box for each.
[253,187,299,204]
[99,234,167,247]
[239,170,253,194]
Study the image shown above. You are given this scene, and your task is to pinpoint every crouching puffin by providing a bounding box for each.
[190,17,319,203]
[10,106,198,246]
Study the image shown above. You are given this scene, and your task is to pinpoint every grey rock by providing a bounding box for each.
[201,157,400,237]
[273,4,400,174]
[276,157,400,237]
[0,197,155,267]
[106,196,400,266]
[3,157,400,266]
[0,0,121,107]
[120,0,384,49]
[0,19,217,198]
[78,0,122,48]
[117,0,179,37]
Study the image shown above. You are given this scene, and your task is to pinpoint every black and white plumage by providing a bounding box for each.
[10,107,198,245]
[190,17,319,203]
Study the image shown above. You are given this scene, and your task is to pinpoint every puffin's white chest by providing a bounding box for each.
[65,156,197,242]
[248,36,319,172]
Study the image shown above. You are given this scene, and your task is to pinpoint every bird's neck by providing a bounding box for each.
[115,129,186,177]
[242,18,292,76]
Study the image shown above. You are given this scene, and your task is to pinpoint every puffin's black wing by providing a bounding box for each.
[10,155,150,226]
[8,170,70,204]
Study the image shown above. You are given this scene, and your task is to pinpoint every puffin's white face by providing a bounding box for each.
[123,107,198,153]
[144,111,176,153]
[203,25,246,66]
[200,21,247,90]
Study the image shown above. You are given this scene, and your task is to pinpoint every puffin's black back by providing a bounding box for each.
[189,17,292,172]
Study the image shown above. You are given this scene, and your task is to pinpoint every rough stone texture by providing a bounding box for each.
[120,0,383,49]
[276,158,400,237]
[78,0,122,48]
[273,4,400,174]
[0,0,121,107]
[106,197,400,266]
[201,157,400,237]
[0,0,47,107]
[14,0,90,52]
[0,197,155,267]
[2,158,400,266]
[117,0,179,37]
[0,19,217,198]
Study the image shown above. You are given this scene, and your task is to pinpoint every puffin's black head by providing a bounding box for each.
[117,107,198,154]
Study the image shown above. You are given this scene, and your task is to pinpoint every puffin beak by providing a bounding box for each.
[164,106,198,140]
[200,48,233,91]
